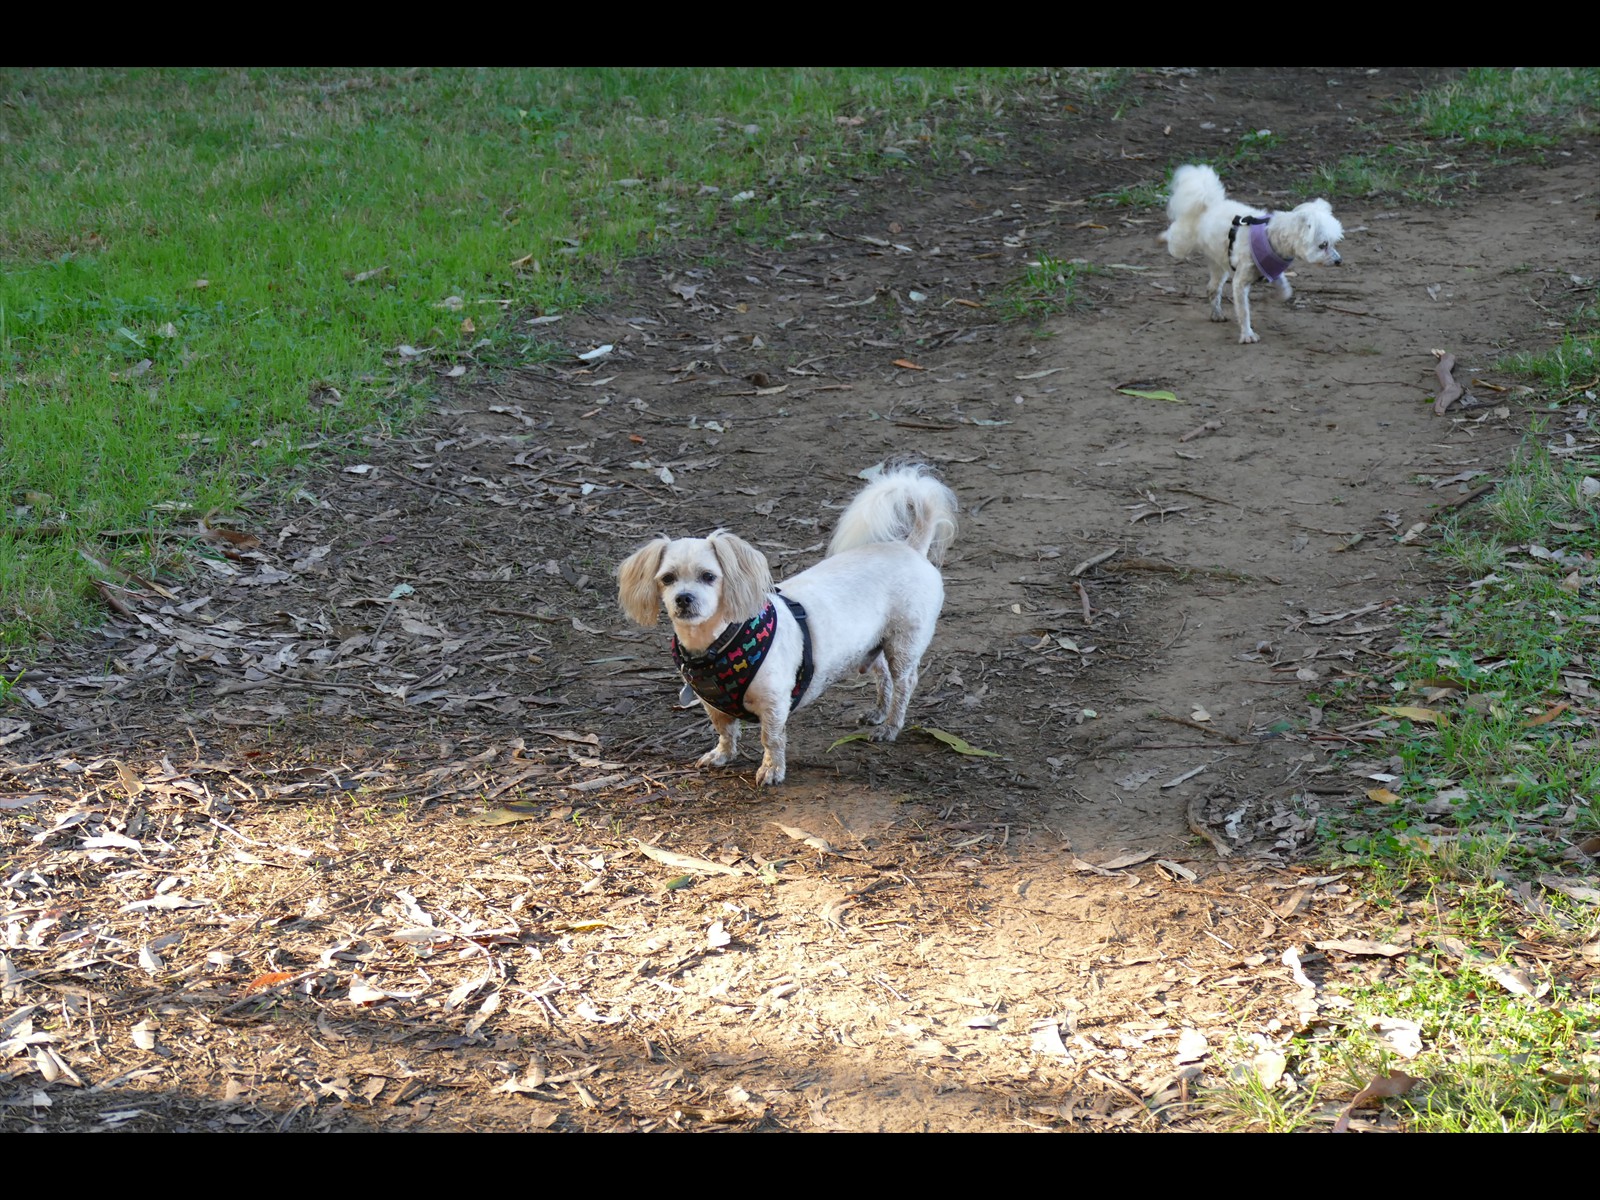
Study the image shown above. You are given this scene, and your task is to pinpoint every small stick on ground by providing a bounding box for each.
[1186,794,1233,858]
[1179,420,1223,443]
[1106,556,1267,585]
[1437,482,1497,510]
[1075,580,1093,626]
[1157,713,1253,745]
[1070,547,1120,577]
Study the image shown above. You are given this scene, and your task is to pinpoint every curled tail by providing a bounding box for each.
[1161,163,1225,260]
[828,463,958,565]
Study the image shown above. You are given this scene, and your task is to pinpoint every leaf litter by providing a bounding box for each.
[4,68,1598,1132]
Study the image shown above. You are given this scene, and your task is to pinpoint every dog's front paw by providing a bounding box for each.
[858,707,888,727]
[697,746,733,768]
[755,757,785,786]
[867,725,902,743]
[1208,308,1228,323]
[1238,330,1260,344]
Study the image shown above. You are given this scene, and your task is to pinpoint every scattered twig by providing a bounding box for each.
[1179,420,1222,443]
[1436,482,1497,510]
[1157,713,1253,745]
[1105,557,1269,585]
[1070,547,1120,577]
[1186,794,1233,858]
[1167,485,1240,509]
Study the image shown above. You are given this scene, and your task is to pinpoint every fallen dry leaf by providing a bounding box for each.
[1333,1069,1420,1132]
[1314,938,1408,957]
[1376,705,1445,725]
[633,841,748,877]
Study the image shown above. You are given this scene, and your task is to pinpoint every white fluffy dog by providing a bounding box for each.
[1161,163,1344,344]
[617,464,958,786]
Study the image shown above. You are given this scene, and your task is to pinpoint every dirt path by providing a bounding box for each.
[4,69,1597,1131]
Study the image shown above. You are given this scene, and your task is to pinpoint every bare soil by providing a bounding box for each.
[4,68,1598,1131]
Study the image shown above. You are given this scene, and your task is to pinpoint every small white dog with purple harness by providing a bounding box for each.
[1160,163,1344,344]
[617,464,958,787]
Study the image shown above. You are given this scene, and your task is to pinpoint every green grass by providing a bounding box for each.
[1001,254,1098,320]
[1416,67,1600,150]
[1313,147,1458,203]
[1499,333,1600,401]
[1208,341,1600,1131]
[1,66,1065,643]
[1308,69,1600,203]
[1094,179,1167,210]
[1293,939,1600,1132]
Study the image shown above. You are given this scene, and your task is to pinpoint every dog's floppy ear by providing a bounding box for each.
[708,530,772,623]
[617,538,669,626]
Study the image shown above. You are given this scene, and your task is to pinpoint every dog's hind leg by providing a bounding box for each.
[1232,273,1260,343]
[870,634,931,743]
[1208,268,1230,322]
[858,650,892,727]
[696,706,740,768]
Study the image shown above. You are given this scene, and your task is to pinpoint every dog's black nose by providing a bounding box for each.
[673,592,694,613]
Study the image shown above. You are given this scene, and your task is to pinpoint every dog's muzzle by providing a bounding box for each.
[673,592,697,616]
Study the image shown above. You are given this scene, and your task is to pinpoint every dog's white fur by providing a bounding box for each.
[617,464,958,786]
[1160,163,1344,344]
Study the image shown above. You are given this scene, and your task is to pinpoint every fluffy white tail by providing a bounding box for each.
[828,463,958,565]
[1161,163,1225,260]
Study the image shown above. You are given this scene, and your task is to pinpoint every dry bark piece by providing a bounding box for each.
[1431,349,1476,415]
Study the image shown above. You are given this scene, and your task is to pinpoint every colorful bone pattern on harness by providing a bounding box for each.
[672,602,779,721]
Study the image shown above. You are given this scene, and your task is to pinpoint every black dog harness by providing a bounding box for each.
[1227,213,1271,255]
[671,594,815,722]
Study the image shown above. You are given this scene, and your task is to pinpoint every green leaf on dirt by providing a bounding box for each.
[465,804,542,826]
[913,726,1003,757]
[828,732,873,750]
[1117,388,1183,403]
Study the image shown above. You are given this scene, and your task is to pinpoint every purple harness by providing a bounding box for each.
[1249,220,1292,282]
[1229,214,1292,283]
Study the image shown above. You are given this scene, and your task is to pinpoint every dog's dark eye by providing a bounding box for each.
[700,571,717,585]
[660,572,677,586]
[1319,242,1328,250]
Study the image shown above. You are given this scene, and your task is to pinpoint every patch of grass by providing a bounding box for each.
[1,67,1077,643]
[1313,148,1455,203]
[1415,67,1600,150]
[1347,426,1600,849]
[1229,349,1600,1131]
[1229,127,1280,162]
[1001,255,1098,320]
[1094,179,1167,210]
[1301,944,1600,1132]
[1200,1051,1325,1132]
[1498,334,1600,402]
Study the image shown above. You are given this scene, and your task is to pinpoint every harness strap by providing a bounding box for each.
[775,592,815,707]
[1227,213,1271,255]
